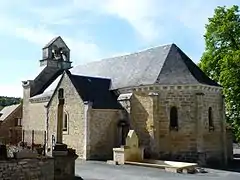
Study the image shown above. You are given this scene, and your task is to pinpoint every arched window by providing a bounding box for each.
[208,107,214,130]
[63,112,68,132]
[170,106,178,130]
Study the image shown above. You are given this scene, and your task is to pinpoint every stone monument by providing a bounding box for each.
[113,130,144,164]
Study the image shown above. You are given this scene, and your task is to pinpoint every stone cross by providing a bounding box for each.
[56,90,64,144]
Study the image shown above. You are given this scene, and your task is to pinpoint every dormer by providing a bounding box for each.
[40,36,72,70]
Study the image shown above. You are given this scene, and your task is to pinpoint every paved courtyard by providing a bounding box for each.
[75,160,240,180]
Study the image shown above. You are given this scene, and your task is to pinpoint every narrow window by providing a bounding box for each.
[58,88,64,99]
[170,106,178,130]
[208,107,214,130]
[14,118,18,126]
[18,118,21,126]
[63,112,68,131]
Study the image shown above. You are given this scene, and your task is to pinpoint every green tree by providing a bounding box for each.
[0,96,21,109]
[199,5,240,141]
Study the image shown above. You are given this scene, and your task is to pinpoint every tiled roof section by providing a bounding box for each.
[34,43,220,100]
[71,43,220,89]
[43,36,59,49]
[30,90,54,100]
[155,44,221,86]
[71,44,172,89]
[0,104,20,121]
[69,74,123,109]
[175,45,220,86]
[30,66,65,97]
[42,36,70,50]
[30,75,62,100]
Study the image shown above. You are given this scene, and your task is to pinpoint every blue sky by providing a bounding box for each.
[0,0,239,97]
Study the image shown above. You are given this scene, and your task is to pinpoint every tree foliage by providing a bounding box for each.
[0,96,21,110]
[199,5,240,141]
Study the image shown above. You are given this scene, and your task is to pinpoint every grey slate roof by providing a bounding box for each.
[0,104,20,121]
[30,66,65,97]
[71,43,220,89]
[33,43,220,100]
[68,73,123,109]
[42,36,70,50]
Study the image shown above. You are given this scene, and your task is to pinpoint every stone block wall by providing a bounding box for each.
[47,73,85,158]
[130,92,155,154]
[0,104,22,144]
[22,82,47,131]
[0,158,54,180]
[88,109,122,160]
[226,129,233,161]
[130,86,199,160]
[129,85,225,164]
[22,101,47,146]
[201,90,225,164]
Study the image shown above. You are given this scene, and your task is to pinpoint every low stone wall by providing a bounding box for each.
[0,158,54,180]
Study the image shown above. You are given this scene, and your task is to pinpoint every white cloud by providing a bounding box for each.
[73,0,239,43]
[103,0,163,42]
[72,0,165,42]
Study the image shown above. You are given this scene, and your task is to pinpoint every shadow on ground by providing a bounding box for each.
[74,176,84,180]
[205,159,240,173]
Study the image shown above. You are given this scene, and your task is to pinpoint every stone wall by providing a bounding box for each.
[0,158,54,180]
[201,90,225,164]
[21,101,47,146]
[226,129,233,161]
[129,85,226,164]
[0,104,22,144]
[47,73,86,158]
[88,109,122,160]
[22,80,48,145]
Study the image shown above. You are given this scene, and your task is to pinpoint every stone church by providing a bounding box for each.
[21,36,232,165]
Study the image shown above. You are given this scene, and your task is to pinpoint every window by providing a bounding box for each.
[58,88,64,99]
[14,118,21,126]
[63,112,68,132]
[208,107,214,130]
[170,106,178,130]
[14,118,18,126]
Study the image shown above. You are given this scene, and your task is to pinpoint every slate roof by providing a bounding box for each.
[42,36,70,50]
[0,104,20,121]
[30,66,65,97]
[33,43,220,100]
[68,73,123,109]
[71,43,220,89]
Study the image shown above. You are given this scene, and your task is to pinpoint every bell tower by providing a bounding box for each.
[40,36,72,69]
[22,36,73,98]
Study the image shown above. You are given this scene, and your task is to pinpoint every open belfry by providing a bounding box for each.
[21,36,233,166]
